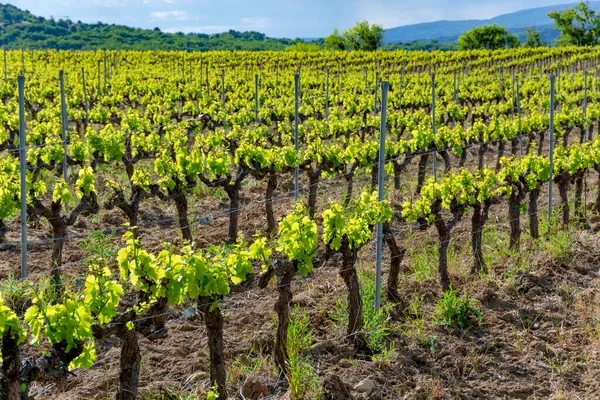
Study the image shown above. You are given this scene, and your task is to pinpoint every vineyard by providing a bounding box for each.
[1,48,600,399]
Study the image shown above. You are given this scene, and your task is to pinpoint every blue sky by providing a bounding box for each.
[9,0,567,37]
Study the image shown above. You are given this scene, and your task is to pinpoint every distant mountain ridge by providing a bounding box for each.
[383,2,600,44]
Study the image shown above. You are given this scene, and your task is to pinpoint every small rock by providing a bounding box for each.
[322,373,352,400]
[534,341,547,353]
[353,378,376,394]
[241,380,270,400]
[310,339,335,357]
[533,341,554,356]
[338,359,352,368]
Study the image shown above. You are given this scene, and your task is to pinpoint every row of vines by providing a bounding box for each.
[0,47,600,399]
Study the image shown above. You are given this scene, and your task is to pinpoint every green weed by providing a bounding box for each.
[286,306,320,399]
[434,286,482,329]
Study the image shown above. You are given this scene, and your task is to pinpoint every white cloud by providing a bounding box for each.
[163,17,273,34]
[150,10,192,20]
[240,17,273,30]
[164,24,233,33]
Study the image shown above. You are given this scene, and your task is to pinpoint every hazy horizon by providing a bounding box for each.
[5,0,571,38]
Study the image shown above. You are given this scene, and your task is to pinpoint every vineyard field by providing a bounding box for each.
[1,48,600,399]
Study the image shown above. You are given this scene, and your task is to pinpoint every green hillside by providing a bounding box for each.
[0,3,296,51]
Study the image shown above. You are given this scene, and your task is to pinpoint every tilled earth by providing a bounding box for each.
[2,151,600,399]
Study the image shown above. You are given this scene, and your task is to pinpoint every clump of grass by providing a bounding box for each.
[543,227,574,263]
[398,296,437,351]
[287,306,320,399]
[0,273,29,315]
[358,270,391,355]
[434,286,482,329]
[403,231,438,282]
[410,250,438,282]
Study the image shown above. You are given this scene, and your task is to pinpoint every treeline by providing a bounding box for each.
[5,1,597,52]
[0,4,296,51]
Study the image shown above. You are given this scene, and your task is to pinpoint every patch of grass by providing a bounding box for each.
[502,255,531,288]
[542,227,574,263]
[0,273,29,315]
[518,311,541,331]
[286,306,320,400]
[481,224,512,268]
[358,270,391,355]
[434,286,482,329]
[329,297,347,333]
[142,388,197,400]
[398,296,437,351]
[227,352,273,386]
[537,211,576,263]
[406,239,438,282]
[571,291,600,344]
[510,326,524,353]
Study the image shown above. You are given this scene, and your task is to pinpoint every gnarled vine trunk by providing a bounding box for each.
[432,204,465,292]
[595,168,600,214]
[19,341,84,399]
[198,297,227,399]
[225,185,241,243]
[1,330,21,400]
[440,150,451,173]
[416,154,429,194]
[273,261,295,377]
[118,329,141,400]
[173,192,192,242]
[471,201,491,274]
[574,174,585,223]
[508,191,521,250]
[383,222,406,302]
[511,138,519,156]
[557,178,570,227]
[436,228,452,292]
[344,164,357,206]
[50,219,67,287]
[529,188,540,239]
[265,169,277,235]
[477,142,487,171]
[495,141,505,171]
[459,148,467,168]
[339,239,367,350]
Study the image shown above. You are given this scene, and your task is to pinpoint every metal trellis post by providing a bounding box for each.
[59,71,69,183]
[375,81,389,313]
[18,76,27,280]
[294,73,300,200]
[255,74,259,124]
[432,74,437,180]
[82,67,89,126]
[548,75,556,226]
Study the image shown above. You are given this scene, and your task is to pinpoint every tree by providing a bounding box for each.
[342,21,383,51]
[548,1,600,46]
[457,24,520,50]
[285,41,322,51]
[523,27,545,47]
[324,28,346,50]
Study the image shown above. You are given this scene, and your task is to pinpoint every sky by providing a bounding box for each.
[7,0,570,38]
